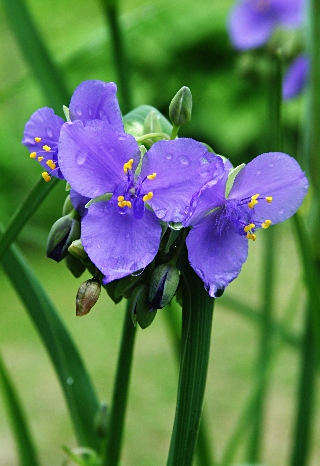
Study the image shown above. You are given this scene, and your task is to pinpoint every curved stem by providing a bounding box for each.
[167,263,215,466]
[103,301,136,465]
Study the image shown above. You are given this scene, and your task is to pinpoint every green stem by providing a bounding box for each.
[167,263,215,466]
[135,132,170,143]
[289,308,316,466]
[170,124,180,140]
[103,301,136,465]
[100,0,133,114]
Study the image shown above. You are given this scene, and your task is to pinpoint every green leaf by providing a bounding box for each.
[0,229,100,450]
[225,163,245,198]
[0,352,41,466]
[123,105,172,137]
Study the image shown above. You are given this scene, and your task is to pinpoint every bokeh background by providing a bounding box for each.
[0,0,318,465]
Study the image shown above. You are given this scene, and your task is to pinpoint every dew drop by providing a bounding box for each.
[155,208,167,219]
[256,169,262,175]
[132,268,145,276]
[278,209,284,215]
[99,109,106,119]
[88,107,93,117]
[166,153,173,160]
[118,135,127,141]
[125,233,130,239]
[46,127,53,138]
[75,106,82,116]
[179,155,189,165]
[66,377,74,385]
[76,150,87,165]
[269,162,274,168]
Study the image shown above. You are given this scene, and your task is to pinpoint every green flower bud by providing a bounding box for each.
[93,402,108,439]
[149,263,180,309]
[46,212,80,262]
[169,86,192,127]
[129,284,156,329]
[68,238,88,261]
[76,278,101,316]
[62,194,73,216]
[143,110,162,135]
[65,253,86,278]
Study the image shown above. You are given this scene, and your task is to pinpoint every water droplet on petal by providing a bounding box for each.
[99,109,106,119]
[155,208,167,219]
[46,127,53,138]
[88,107,93,117]
[66,377,74,385]
[269,162,274,168]
[75,106,82,116]
[278,209,284,215]
[118,135,127,141]
[179,155,189,165]
[132,268,145,276]
[166,153,173,160]
[76,150,88,165]
[256,169,262,175]
[125,233,130,239]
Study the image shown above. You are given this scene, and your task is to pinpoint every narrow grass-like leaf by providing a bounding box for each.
[0,177,59,261]
[0,231,100,450]
[0,352,40,466]
[2,0,69,112]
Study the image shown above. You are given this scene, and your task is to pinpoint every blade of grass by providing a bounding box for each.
[0,229,100,450]
[0,352,41,466]
[2,0,69,112]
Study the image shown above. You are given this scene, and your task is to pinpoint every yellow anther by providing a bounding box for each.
[117,195,124,202]
[30,152,37,159]
[262,219,272,229]
[143,192,153,202]
[42,171,51,182]
[37,156,44,162]
[43,145,51,152]
[147,173,157,180]
[266,196,273,203]
[246,232,257,241]
[34,137,42,142]
[123,159,134,173]
[248,194,260,209]
[252,194,260,200]
[118,200,132,208]
[244,223,256,233]
[46,160,56,170]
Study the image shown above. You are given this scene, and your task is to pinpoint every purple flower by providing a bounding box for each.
[228,0,303,50]
[58,120,224,282]
[184,152,308,297]
[282,54,309,100]
[22,80,123,182]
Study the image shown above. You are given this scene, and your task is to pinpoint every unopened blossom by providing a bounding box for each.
[228,0,303,50]
[58,120,224,282]
[184,152,308,297]
[22,80,123,182]
[282,55,309,100]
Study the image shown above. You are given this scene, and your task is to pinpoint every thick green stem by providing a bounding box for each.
[167,264,215,466]
[100,0,133,114]
[103,302,136,465]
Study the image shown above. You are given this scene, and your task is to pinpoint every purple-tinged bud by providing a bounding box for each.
[129,284,156,329]
[76,278,101,316]
[46,212,80,262]
[149,263,180,309]
[169,86,192,127]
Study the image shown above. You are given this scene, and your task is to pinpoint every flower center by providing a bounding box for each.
[115,159,156,219]
[30,136,60,182]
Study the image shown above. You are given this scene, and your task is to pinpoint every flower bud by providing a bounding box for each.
[68,238,88,261]
[143,110,162,135]
[46,212,80,262]
[65,253,86,278]
[129,284,156,329]
[149,263,180,309]
[76,278,101,316]
[93,402,108,439]
[62,194,73,216]
[169,86,192,127]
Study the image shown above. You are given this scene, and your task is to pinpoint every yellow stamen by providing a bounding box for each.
[118,200,132,208]
[37,156,44,162]
[43,145,51,152]
[42,171,51,182]
[147,173,157,180]
[34,137,42,142]
[244,223,256,233]
[248,194,260,209]
[266,196,273,203]
[30,152,37,159]
[252,194,260,200]
[143,192,153,202]
[117,195,124,202]
[123,159,134,173]
[246,232,256,241]
[46,160,56,170]
[262,219,272,229]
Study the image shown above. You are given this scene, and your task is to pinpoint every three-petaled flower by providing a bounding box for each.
[184,152,308,297]
[22,80,123,181]
[58,119,224,282]
[228,0,303,50]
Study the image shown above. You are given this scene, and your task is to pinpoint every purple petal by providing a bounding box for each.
[272,0,303,27]
[282,55,309,100]
[69,80,124,130]
[58,119,140,198]
[229,152,308,224]
[70,189,90,218]
[186,211,249,297]
[228,0,275,50]
[81,201,161,282]
[140,138,225,222]
[22,107,64,151]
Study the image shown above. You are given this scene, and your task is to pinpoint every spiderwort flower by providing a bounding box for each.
[282,54,309,100]
[58,120,224,282]
[184,152,308,297]
[228,0,303,50]
[22,80,123,182]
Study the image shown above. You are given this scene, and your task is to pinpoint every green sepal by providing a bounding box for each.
[115,272,146,300]
[62,194,73,216]
[85,193,112,209]
[63,105,71,122]
[105,279,123,304]
[149,263,180,309]
[46,212,80,262]
[225,163,245,198]
[164,229,181,254]
[143,110,163,136]
[123,105,172,137]
[65,253,86,278]
[128,284,157,329]
[68,239,88,261]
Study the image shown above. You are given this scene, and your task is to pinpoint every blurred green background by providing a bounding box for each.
[0,0,318,465]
